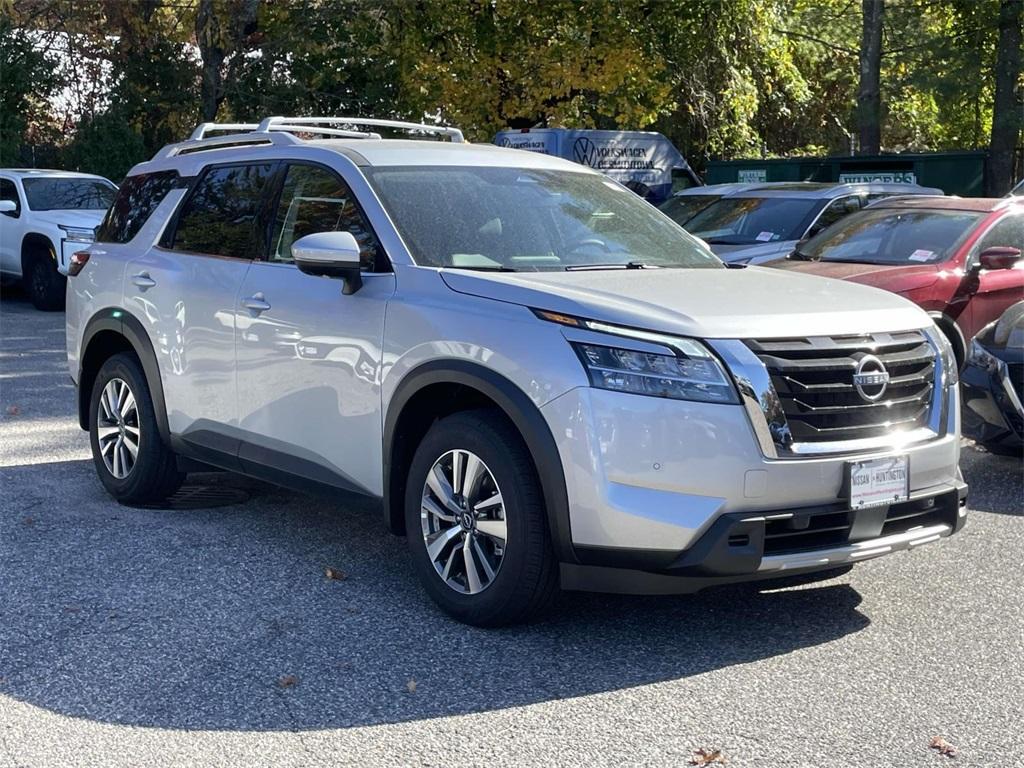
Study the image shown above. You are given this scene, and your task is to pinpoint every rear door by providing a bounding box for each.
[125,162,276,455]
[964,211,1024,338]
[233,161,394,496]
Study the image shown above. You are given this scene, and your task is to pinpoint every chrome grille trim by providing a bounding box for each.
[709,329,948,459]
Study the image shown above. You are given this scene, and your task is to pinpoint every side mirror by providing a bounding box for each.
[0,200,17,216]
[978,246,1022,271]
[292,231,363,295]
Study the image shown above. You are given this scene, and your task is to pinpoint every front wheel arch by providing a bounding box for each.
[383,360,575,564]
[928,312,967,369]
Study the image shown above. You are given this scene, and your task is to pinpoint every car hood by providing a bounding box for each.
[440,266,931,339]
[30,209,106,229]
[710,240,797,264]
[767,259,941,292]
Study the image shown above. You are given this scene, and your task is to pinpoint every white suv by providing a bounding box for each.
[1,169,117,309]
[66,117,967,626]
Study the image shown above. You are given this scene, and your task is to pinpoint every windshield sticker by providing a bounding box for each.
[908,249,937,262]
[756,231,776,242]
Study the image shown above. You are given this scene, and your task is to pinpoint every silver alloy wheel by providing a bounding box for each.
[96,377,140,480]
[420,449,507,595]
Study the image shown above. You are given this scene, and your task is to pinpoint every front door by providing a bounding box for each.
[0,177,26,276]
[965,212,1024,338]
[234,162,394,496]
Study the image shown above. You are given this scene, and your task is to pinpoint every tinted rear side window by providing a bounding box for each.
[96,171,179,244]
[171,163,275,258]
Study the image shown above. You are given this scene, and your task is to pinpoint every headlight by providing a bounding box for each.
[968,338,1002,376]
[926,325,959,386]
[571,341,737,403]
[59,225,96,243]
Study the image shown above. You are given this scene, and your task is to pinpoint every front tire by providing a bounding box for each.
[405,410,557,626]
[24,246,66,311]
[89,353,183,504]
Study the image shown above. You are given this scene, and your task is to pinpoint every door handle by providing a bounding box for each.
[131,272,156,290]
[241,293,271,314]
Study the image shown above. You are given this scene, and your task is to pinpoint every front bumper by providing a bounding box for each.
[542,380,964,593]
[561,483,967,594]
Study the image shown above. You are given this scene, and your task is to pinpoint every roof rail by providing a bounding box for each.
[155,115,465,161]
[257,116,464,143]
[153,130,300,160]
[190,123,261,141]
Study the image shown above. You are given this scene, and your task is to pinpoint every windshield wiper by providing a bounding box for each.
[448,265,518,272]
[788,249,815,261]
[565,261,658,271]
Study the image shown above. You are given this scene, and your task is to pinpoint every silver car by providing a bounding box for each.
[683,181,945,265]
[66,117,967,626]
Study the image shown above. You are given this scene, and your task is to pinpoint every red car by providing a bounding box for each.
[769,197,1024,364]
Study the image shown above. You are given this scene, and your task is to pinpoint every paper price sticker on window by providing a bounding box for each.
[755,231,776,242]
[908,249,936,262]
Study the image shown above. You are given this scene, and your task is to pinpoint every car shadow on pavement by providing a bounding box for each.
[0,457,870,732]
[959,444,1023,517]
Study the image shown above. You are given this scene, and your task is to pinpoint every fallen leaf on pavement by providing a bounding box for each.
[929,736,958,757]
[279,674,298,688]
[690,748,727,766]
[23,516,34,526]
[6,405,19,415]
[406,678,417,693]
[324,566,347,581]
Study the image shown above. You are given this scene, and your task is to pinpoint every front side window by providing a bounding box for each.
[658,194,721,226]
[171,163,275,258]
[797,208,984,265]
[366,166,721,271]
[0,179,21,217]
[269,164,382,270]
[97,171,179,244]
[22,177,116,211]
[806,195,862,239]
[685,196,821,245]
[974,213,1024,254]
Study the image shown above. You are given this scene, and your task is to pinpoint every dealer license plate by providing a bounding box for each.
[848,455,910,509]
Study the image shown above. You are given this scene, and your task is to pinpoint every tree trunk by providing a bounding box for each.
[988,0,1022,196]
[195,0,260,123]
[195,0,224,123]
[857,0,884,155]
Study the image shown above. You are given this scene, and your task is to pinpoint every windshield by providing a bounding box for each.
[797,208,984,265]
[23,178,116,211]
[658,194,721,226]
[365,166,722,271]
[685,197,820,244]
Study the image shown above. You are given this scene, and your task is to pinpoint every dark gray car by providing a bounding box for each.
[682,182,945,265]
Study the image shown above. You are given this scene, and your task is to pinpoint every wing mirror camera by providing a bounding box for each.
[292,231,364,295]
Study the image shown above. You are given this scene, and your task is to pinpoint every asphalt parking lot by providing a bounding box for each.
[1,288,1022,768]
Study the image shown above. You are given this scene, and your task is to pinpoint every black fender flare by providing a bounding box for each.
[928,311,967,368]
[79,308,172,446]
[383,359,576,564]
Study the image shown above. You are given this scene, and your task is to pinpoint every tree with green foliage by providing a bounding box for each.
[0,16,58,164]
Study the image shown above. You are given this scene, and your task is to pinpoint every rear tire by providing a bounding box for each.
[405,409,557,626]
[24,245,66,311]
[89,353,183,504]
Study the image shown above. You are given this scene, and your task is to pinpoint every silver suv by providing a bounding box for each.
[66,117,967,626]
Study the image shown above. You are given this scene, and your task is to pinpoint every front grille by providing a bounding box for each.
[763,510,852,555]
[748,331,936,444]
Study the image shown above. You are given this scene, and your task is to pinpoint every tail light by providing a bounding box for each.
[68,250,90,276]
